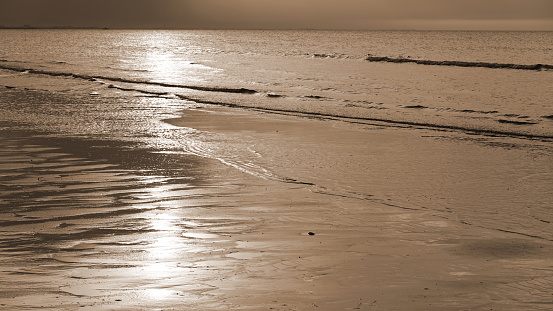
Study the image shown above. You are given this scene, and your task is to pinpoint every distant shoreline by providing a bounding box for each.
[1,26,552,32]
[0,26,110,30]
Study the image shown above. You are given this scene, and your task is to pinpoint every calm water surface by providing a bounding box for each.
[1,29,552,238]
[0,30,552,309]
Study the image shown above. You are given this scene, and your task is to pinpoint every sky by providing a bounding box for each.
[0,0,552,30]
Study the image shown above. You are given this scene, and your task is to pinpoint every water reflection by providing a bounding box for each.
[133,32,220,84]
[143,288,176,300]
[148,212,180,231]
[144,52,178,82]
[136,215,216,306]
[136,183,214,304]
[0,55,225,310]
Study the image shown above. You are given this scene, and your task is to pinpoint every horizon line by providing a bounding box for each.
[1,26,553,32]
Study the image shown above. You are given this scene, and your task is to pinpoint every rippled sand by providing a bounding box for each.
[2,98,553,310]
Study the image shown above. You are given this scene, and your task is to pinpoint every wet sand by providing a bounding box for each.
[2,100,553,310]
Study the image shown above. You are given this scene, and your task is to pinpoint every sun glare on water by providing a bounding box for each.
[133,32,220,85]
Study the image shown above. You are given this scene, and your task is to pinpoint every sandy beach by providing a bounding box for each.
[2,87,553,310]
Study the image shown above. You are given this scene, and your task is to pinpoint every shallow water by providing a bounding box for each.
[1,29,552,244]
[2,30,552,139]
[2,93,553,310]
[1,30,553,310]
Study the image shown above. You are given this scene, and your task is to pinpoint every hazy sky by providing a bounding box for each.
[1,0,552,30]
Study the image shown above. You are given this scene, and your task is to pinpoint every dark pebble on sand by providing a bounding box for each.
[308,232,315,236]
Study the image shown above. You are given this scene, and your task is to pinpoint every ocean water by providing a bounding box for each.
[2,30,553,137]
[1,30,553,308]
[1,29,553,233]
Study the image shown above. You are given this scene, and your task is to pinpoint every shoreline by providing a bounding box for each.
[2,92,553,309]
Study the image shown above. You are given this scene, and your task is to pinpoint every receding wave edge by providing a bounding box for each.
[172,96,553,140]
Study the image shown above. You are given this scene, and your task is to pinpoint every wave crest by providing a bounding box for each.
[0,63,257,94]
[366,55,553,71]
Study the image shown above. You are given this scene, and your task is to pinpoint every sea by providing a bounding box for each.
[1,29,553,309]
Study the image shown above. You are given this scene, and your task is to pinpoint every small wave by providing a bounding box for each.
[107,84,169,96]
[173,98,553,140]
[0,58,25,63]
[2,61,551,141]
[502,113,529,118]
[497,119,539,125]
[265,93,284,98]
[304,95,326,99]
[456,109,498,114]
[345,103,388,110]
[311,53,348,59]
[103,65,150,73]
[0,63,257,94]
[402,105,427,109]
[365,55,553,71]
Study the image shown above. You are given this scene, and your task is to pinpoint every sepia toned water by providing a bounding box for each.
[1,30,553,310]
[2,30,553,137]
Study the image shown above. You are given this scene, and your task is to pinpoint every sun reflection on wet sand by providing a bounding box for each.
[0,130,239,310]
[142,287,176,301]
